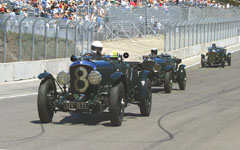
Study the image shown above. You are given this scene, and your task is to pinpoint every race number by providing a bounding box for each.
[74,67,89,93]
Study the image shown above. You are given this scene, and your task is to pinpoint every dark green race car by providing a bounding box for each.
[37,53,152,126]
[201,44,231,68]
[141,53,186,93]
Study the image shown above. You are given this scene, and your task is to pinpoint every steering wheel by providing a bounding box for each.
[83,53,93,56]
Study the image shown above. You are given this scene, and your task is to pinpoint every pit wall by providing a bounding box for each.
[0,36,239,83]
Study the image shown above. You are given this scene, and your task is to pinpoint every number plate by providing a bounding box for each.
[64,102,89,110]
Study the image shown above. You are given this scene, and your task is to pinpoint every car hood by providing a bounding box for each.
[153,57,165,63]
[70,60,113,72]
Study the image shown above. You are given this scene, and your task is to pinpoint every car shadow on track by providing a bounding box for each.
[31,112,143,127]
[198,65,226,68]
[152,87,180,94]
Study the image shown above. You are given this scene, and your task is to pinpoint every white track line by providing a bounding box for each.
[185,62,201,69]
[1,49,240,100]
[0,78,39,85]
[0,93,38,100]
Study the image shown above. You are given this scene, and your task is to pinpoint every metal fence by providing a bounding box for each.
[0,14,95,63]
[93,22,164,41]
[164,18,240,52]
[1,13,240,63]
[0,14,163,63]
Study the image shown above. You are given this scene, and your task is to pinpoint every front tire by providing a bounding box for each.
[38,79,56,123]
[178,66,186,90]
[221,58,225,68]
[227,53,231,66]
[164,70,173,93]
[201,62,205,68]
[110,82,125,126]
[201,55,205,68]
[139,78,152,116]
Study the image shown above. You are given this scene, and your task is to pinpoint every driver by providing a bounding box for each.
[212,43,216,49]
[149,48,158,57]
[91,41,104,59]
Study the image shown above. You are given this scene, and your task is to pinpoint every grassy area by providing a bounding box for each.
[0,29,74,63]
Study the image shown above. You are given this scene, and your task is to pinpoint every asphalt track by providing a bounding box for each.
[0,51,240,150]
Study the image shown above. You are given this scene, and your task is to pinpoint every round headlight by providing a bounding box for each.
[153,64,161,72]
[57,71,70,85]
[88,71,102,85]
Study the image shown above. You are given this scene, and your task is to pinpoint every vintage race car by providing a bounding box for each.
[141,53,186,93]
[37,53,152,126]
[201,45,231,68]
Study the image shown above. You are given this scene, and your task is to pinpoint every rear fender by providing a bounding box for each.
[137,70,151,99]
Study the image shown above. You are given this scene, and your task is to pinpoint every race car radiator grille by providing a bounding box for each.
[143,61,155,71]
[208,52,219,61]
[70,64,93,94]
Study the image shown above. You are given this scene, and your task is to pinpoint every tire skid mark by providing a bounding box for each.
[0,124,45,143]
[146,96,214,150]
[147,82,236,150]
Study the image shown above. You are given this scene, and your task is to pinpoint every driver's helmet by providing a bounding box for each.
[112,51,118,58]
[151,48,158,56]
[91,41,103,54]
[212,43,216,49]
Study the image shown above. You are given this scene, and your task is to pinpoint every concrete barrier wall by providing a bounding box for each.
[0,58,71,83]
[0,36,239,83]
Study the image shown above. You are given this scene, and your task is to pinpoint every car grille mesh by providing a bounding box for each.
[70,64,93,94]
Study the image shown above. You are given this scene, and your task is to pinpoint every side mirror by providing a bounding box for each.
[123,52,129,59]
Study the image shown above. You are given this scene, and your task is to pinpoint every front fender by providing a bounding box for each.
[179,64,186,68]
[110,72,127,91]
[38,71,56,89]
[38,71,52,80]
[137,70,151,99]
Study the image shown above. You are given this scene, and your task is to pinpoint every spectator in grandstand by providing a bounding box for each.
[121,0,130,11]
[130,0,137,8]
[20,8,28,16]
[96,15,102,31]
[0,4,4,14]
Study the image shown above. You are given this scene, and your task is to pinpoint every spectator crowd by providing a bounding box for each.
[0,0,238,22]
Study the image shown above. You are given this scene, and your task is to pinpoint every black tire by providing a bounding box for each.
[228,60,231,66]
[207,62,211,67]
[37,79,56,123]
[139,78,152,116]
[109,82,125,126]
[221,58,225,68]
[201,55,205,68]
[201,62,205,68]
[164,70,173,93]
[178,67,186,90]
[227,54,231,66]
